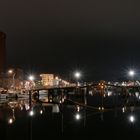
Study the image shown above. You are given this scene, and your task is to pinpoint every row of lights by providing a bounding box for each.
[8,69,35,81]
[8,109,43,124]
[8,69,81,81]
[8,68,135,82]
[75,112,136,124]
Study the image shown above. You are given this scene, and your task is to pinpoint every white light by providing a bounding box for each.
[40,110,43,114]
[129,115,135,123]
[77,106,80,112]
[122,107,125,113]
[28,75,35,81]
[135,92,139,98]
[8,70,13,74]
[29,110,34,116]
[8,118,13,124]
[75,113,81,120]
[128,70,135,77]
[108,91,112,96]
[74,72,81,79]
[25,105,30,110]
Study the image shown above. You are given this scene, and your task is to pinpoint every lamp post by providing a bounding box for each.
[128,70,135,79]
[8,69,16,90]
[128,70,135,86]
[74,71,81,86]
[28,75,35,81]
[28,75,35,108]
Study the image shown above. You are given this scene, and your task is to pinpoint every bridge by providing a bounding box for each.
[30,82,140,102]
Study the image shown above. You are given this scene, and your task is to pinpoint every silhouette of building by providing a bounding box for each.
[0,31,6,73]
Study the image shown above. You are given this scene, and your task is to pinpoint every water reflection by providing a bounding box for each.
[52,104,60,113]
[129,115,135,123]
[1,90,140,138]
[75,113,81,120]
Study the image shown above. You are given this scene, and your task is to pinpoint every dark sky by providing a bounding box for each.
[1,0,140,80]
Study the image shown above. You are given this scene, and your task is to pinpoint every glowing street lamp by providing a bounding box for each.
[8,69,13,74]
[74,72,81,79]
[74,71,81,86]
[128,70,135,78]
[28,75,35,81]
[8,69,16,89]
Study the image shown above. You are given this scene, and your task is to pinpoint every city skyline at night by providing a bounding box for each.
[1,0,140,81]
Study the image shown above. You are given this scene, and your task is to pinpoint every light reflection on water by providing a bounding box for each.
[1,92,140,139]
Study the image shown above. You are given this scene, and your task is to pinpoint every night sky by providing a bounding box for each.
[0,0,140,81]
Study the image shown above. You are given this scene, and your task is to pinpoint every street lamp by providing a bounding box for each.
[128,70,136,86]
[28,75,35,81]
[8,69,16,90]
[74,71,81,86]
[128,70,135,78]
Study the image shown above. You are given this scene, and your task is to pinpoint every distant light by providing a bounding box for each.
[75,113,81,120]
[8,69,13,74]
[40,110,43,115]
[122,107,125,113]
[55,76,59,80]
[62,98,65,103]
[8,118,13,124]
[129,115,135,123]
[99,107,104,111]
[29,110,34,116]
[108,91,112,96]
[28,75,35,81]
[74,72,81,79]
[77,105,80,112]
[135,92,139,98]
[25,105,30,110]
[128,70,135,77]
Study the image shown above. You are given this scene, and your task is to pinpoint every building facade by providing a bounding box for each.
[40,74,54,87]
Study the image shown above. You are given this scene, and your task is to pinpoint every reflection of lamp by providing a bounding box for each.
[29,110,34,116]
[129,115,135,123]
[8,108,15,124]
[40,110,43,115]
[8,118,14,124]
[75,113,81,120]
[52,104,60,113]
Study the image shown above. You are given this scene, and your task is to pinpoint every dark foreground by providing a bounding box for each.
[0,93,140,140]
